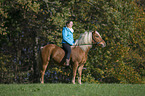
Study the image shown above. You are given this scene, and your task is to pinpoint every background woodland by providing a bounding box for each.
[0,0,145,84]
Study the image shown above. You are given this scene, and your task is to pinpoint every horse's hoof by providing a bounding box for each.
[72,82,75,84]
[72,81,75,84]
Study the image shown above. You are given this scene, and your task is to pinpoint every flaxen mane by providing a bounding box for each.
[75,32,92,51]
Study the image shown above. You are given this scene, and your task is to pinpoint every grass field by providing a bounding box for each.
[0,83,145,96]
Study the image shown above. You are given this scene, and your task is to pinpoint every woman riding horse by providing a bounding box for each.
[40,30,106,84]
[62,21,75,67]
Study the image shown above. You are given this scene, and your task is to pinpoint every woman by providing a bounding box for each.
[62,21,75,66]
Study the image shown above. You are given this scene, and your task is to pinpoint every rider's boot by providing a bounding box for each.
[65,59,70,66]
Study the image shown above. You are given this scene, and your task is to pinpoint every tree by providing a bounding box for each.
[0,0,144,84]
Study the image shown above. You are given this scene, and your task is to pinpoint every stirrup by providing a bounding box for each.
[65,63,69,66]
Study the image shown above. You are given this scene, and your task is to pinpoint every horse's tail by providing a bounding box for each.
[38,46,44,81]
[39,46,44,71]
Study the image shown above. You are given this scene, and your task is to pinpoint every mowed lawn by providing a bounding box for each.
[0,84,145,96]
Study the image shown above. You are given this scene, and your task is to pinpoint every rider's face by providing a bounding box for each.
[67,21,73,28]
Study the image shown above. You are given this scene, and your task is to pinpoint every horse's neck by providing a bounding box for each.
[71,45,91,54]
[85,46,91,54]
[77,46,92,54]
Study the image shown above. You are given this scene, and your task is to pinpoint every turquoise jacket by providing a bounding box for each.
[62,26,75,45]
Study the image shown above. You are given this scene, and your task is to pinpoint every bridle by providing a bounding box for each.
[73,35,104,46]
[92,35,104,45]
[72,32,104,46]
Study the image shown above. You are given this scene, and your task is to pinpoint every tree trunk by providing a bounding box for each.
[33,28,40,83]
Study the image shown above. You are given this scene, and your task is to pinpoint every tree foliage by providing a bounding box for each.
[0,0,145,84]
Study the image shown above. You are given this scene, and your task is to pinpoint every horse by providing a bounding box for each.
[39,31,106,84]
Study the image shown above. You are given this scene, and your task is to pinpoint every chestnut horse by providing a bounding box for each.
[40,31,106,84]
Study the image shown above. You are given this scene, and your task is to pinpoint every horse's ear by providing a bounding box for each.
[95,30,99,34]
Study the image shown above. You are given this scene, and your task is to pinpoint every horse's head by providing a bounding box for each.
[92,31,106,47]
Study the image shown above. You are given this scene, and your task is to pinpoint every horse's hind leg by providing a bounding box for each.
[40,61,48,84]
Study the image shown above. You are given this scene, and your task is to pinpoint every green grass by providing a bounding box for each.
[0,84,145,96]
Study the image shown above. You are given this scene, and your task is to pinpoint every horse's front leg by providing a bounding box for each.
[72,62,78,84]
[78,64,84,84]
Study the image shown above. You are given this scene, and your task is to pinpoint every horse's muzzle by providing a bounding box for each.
[101,42,106,48]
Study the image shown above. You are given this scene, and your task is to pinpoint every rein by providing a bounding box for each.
[94,39,104,45]
[72,35,103,46]
[72,40,103,46]
[72,42,101,46]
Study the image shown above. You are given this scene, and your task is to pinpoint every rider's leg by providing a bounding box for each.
[62,43,71,66]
